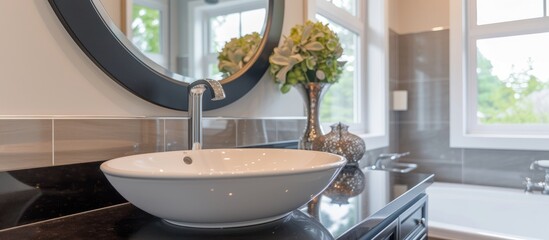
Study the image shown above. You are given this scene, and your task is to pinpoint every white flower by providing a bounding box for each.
[218,32,261,77]
[268,20,345,93]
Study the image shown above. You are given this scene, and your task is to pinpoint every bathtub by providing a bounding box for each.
[426,182,549,240]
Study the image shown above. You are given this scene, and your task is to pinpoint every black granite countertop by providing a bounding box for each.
[0,164,433,240]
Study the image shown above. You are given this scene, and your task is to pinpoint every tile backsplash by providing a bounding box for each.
[0,118,305,171]
[54,119,164,166]
[0,120,52,171]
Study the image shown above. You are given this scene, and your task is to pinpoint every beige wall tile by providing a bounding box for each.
[202,119,237,149]
[167,118,237,150]
[236,119,277,147]
[277,119,305,142]
[0,118,305,171]
[54,119,163,165]
[165,119,188,151]
[0,120,52,171]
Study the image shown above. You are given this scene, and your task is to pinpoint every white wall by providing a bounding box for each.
[0,0,303,118]
[391,0,449,34]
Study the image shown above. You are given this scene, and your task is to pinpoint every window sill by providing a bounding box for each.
[450,133,549,151]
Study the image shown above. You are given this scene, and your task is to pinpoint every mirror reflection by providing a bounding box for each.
[100,0,268,81]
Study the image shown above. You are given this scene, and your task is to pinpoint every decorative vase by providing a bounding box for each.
[295,82,330,150]
[316,122,366,165]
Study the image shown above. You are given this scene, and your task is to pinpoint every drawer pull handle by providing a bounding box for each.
[420,218,426,226]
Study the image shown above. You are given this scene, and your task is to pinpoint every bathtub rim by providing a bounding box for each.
[427,182,545,240]
[429,221,527,240]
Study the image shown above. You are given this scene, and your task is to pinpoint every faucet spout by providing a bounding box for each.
[373,152,410,169]
[188,79,226,150]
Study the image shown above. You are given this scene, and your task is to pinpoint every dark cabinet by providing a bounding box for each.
[399,195,427,240]
[372,219,398,240]
[370,194,428,240]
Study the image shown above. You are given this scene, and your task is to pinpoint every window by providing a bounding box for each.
[190,0,267,79]
[127,0,266,79]
[450,0,549,150]
[205,7,266,78]
[313,0,389,149]
[130,0,169,68]
[315,14,360,125]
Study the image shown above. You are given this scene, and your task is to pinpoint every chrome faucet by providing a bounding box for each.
[524,160,549,195]
[370,152,410,170]
[188,79,225,150]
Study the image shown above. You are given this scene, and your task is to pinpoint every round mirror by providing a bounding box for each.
[48,0,284,111]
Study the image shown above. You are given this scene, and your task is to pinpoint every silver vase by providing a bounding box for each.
[295,82,330,150]
[318,122,366,165]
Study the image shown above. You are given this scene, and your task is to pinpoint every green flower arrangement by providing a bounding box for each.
[269,20,346,93]
[218,32,262,77]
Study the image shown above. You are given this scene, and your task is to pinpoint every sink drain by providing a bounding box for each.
[183,156,193,165]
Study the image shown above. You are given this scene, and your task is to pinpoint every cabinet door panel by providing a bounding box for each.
[400,195,427,240]
[371,219,398,240]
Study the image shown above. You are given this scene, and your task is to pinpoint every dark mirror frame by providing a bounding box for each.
[48,0,284,111]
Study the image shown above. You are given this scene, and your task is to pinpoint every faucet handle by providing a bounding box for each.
[522,176,548,194]
[523,176,535,193]
[189,79,225,101]
[203,79,225,101]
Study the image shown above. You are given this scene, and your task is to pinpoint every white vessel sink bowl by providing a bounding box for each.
[100,148,346,228]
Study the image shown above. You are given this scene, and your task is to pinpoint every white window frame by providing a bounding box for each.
[450,0,549,150]
[310,0,389,150]
[189,0,267,79]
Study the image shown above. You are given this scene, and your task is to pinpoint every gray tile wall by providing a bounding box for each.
[392,29,549,189]
[0,118,306,171]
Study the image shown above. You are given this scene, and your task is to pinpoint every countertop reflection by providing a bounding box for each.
[0,204,333,240]
[0,164,433,240]
[313,167,433,238]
